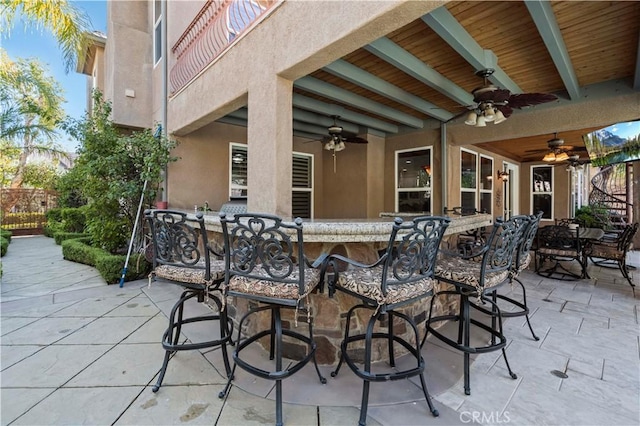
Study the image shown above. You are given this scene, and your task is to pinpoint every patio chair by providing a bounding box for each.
[535,225,586,280]
[324,216,450,425]
[217,212,326,426]
[584,222,638,291]
[144,209,233,392]
[424,215,526,395]
[495,211,543,341]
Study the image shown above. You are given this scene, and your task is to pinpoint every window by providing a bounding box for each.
[460,149,477,212]
[460,150,493,214]
[153,0,162,65]
[395,147,432,213]
[230,144,247,198]
[229,144,314,217]
[292,153,313,218]
[479,155,493,214]
[531,165,553,219]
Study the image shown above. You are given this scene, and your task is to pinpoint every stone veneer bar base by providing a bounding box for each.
[195,212,492,366]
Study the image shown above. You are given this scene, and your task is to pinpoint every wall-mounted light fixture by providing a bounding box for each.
[497,170,509,182]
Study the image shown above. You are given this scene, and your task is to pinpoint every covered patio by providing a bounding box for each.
[1,235,638,425]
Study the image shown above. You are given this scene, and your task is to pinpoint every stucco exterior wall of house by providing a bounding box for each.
[105,0,153,129]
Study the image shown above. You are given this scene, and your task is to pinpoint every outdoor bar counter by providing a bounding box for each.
[195,212,493,365]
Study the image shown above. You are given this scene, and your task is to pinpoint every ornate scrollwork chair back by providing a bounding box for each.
[144,209,232,393]
[218,212,326,426]
[324,216,451,425]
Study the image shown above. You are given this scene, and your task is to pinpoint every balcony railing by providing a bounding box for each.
[170,0,278,95]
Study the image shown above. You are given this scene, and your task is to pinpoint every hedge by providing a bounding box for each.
[0,229,11,257]
[61,238,150,284]
[54,232,89,245]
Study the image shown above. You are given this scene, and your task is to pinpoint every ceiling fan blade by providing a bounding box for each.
[474,88,510,103]
[496,105,513,118]
[508,93,558,109]
[343,135,368,144]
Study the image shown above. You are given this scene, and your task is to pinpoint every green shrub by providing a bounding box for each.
[1,236,8,257]
[0,229,11,242]
[95,253,150,284]
[61,239,105,266]
[54,232,88,245]
[61,207,86,233]
[61,238,150,283]
[45,208,63,223]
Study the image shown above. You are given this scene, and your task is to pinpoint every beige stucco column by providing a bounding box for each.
[246,75,293,218]
[366,133,385,218]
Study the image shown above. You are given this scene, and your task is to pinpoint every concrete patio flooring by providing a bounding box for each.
[1,235,638,425]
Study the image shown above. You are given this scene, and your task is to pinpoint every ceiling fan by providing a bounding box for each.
[524,132,586,162]
[316,116,368,172]
[462,69,558,126]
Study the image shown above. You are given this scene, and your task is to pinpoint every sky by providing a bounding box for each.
[1,1,107,152]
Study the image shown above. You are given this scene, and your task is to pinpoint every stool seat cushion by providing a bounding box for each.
[228,267,320,300]
[517,252,532,273]
[336,266,436,305]
[154,259,226,284]
[435,256,508,291]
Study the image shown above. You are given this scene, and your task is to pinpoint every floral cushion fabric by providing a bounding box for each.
[228,267,320,300]
[516,252,531,273]
[435,255,509,291]
[335,266,436,306]
[537,247,579,257]
[586,244,624,261]
[154,259,226,284]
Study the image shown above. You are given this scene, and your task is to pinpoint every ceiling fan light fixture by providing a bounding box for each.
[542,152,556,162]
[483,105,496,121]
[475,115,487,127]
[556,152,570,162]
[334,141,346,152]
[324,140,335,151]
[465,111,478,126]
[493,109,507,124]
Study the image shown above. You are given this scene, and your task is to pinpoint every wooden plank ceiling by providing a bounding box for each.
[231,1,640,163]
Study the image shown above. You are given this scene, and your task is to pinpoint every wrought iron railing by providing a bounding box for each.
[1,189,58,234]
[589,163,633,228]
[169,0,278,94]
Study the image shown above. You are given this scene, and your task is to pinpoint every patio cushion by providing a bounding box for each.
[537,247,579,257]
[435,255,509,291]
[517,252,532,273]
[586,244,625,261]
[335,266,436,306]
[154,259,226,284]
[228,267,320,300]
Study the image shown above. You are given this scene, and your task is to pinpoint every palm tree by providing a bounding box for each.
[0,0,92,73]
[0,49,67,190]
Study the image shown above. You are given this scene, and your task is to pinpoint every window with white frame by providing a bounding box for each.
[531,165,553,219]
[460,149,477,212]
[395,147,432,213]
[479,155,493,214]
[153,0,162,65]
[229,144,314,217]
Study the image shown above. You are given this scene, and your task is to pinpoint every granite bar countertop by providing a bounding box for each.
[186,211,492,243]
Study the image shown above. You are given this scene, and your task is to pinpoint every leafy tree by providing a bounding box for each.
[65,92,177,253]
[0,49,69,191]
[21,162,60,190]
[1,0,92,73]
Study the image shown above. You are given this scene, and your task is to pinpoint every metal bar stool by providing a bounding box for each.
[324,216,450,426]
[495,211,543,341]
[145,209,233,392]
[423,216,526,395]
[218,212,326,426]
